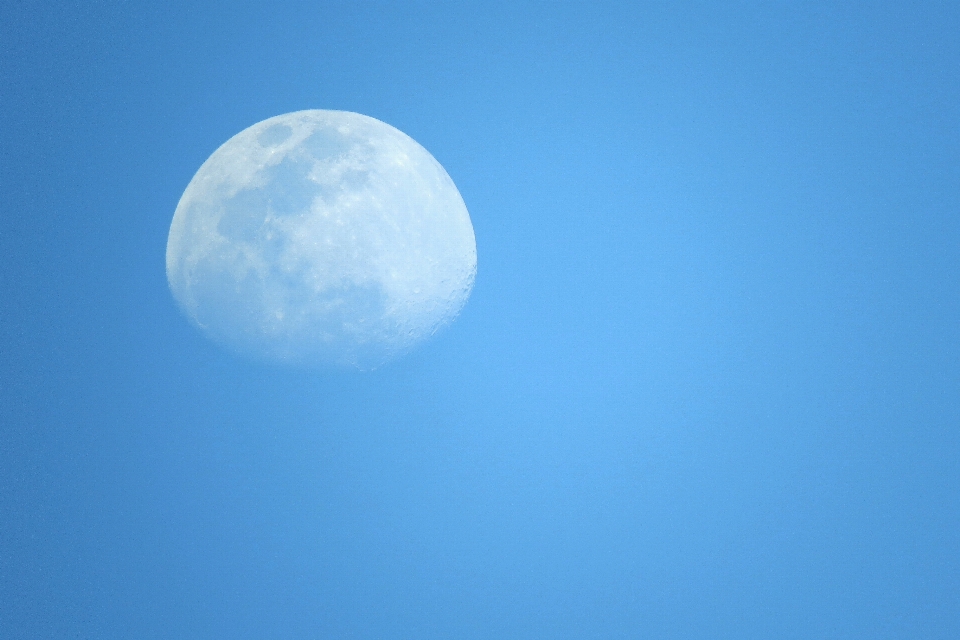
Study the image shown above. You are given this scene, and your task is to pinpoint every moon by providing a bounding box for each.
[166,110,477,369]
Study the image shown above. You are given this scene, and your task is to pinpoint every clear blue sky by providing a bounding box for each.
[2,2,959,638]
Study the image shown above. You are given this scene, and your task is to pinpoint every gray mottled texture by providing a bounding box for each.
[166,110,476,368]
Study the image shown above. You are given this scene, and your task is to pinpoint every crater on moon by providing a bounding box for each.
[166,110,476,369]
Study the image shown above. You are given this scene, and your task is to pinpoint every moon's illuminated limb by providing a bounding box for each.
[166,110,476,368]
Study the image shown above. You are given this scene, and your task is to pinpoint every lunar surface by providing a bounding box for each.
[166,110,476,369]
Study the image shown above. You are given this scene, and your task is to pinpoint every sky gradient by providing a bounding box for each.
[2,2,959,638]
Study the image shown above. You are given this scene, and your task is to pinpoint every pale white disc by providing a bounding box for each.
[166,110,476,368]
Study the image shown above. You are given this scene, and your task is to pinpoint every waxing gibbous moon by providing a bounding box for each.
[166,110,477,369]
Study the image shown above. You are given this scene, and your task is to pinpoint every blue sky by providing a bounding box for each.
[2,2,959,638]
